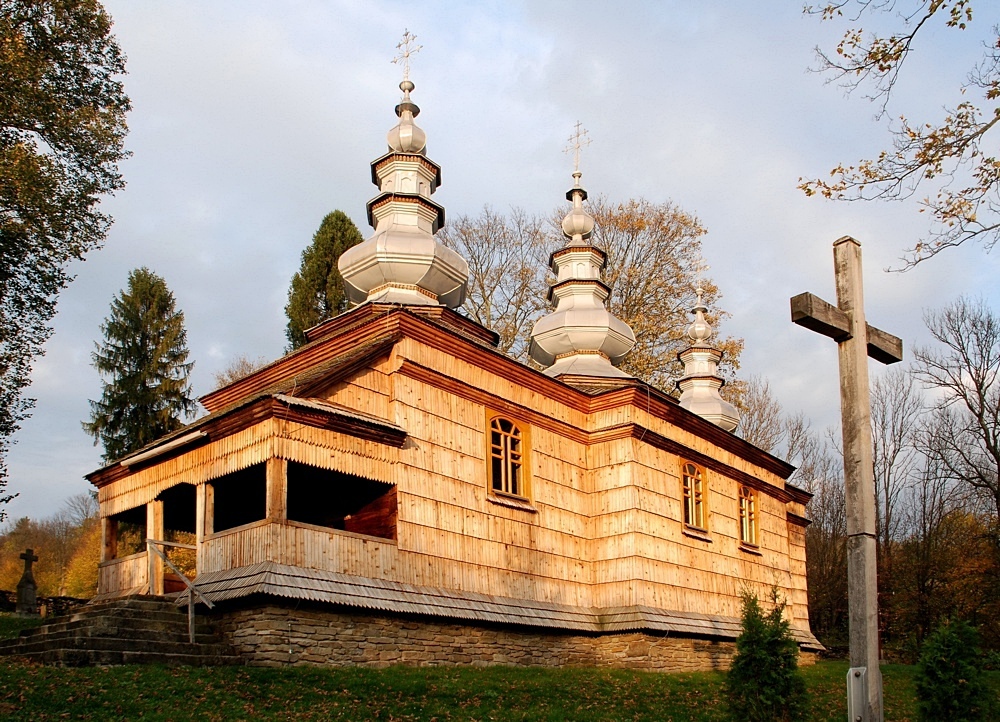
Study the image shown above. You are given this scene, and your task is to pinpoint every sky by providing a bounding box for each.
[5,1,1000,521]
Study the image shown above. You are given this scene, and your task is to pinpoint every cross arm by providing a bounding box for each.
[866,325,903,365]
[790,292,903,365]
[790,292,849,341]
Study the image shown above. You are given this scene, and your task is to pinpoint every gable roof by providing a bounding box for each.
[86,335,403,485]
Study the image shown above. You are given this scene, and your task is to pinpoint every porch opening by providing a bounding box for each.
[211,462,266,532]
[286,461,397,540]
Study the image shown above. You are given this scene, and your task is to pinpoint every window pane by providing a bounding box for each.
[492,457,503,491]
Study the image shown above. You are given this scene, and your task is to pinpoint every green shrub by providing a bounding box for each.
[915,619,992,722]
[725,588,807,722]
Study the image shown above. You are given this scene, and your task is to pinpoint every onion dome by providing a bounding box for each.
[676,288,740,432]
[529,124,636,379]
[338,31,469,308]
[386,79,427,154]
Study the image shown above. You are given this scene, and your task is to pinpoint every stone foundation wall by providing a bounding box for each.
[212,602,818,671]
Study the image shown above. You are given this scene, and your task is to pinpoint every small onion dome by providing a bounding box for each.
[687,287,713,345]
[386,80,427,154]
[561,171,595,241]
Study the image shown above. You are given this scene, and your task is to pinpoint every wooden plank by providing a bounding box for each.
[790,291,851,341]
[101,517,117,563]
[266,457,287,521]
[866,323,904,365]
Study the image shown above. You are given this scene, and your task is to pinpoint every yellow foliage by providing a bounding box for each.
[63,519,100,598]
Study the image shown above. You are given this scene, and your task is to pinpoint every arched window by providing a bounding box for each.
[739,485,758,546]
[682,461,706,530]
[489,416,525,498]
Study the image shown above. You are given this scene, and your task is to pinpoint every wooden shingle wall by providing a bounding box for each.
[95,323,812,637]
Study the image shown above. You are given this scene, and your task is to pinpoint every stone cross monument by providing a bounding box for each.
[790,236,903,722]
[16,548,39,617]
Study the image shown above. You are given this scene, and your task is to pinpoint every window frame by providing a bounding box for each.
[681,461,707,532]
[486,411,531,502]
[738,484,759,547]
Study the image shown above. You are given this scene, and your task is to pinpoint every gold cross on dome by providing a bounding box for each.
[564,121,592,173]
[392,29,422,81]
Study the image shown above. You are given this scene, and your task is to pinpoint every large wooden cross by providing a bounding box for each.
[790,236,902,722]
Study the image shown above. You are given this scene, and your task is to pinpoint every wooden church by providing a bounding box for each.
[86,39,821,669]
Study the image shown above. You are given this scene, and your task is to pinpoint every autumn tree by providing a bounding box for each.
[437,207,549,360]
[440,198,742,391]
[212,354,269,389]
[914,297,1000,518]
[0,492,100,597]
[801,1,999,266]
[84,268,195,462]
[0,0,130,515]
[285,210,364,350]
[589,198,742,388]
[730,375,786,452]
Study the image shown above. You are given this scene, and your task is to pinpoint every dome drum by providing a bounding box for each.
[370,152,441,194]
[549,245,607,276]
[366,193,445,234]
[546,278,611,305]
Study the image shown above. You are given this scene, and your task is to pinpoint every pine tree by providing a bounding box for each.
[84,268,195,462]
[285,210,364,350]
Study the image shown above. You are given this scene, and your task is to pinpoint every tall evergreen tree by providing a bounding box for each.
[83,268,195,462]
[285,210,364,350]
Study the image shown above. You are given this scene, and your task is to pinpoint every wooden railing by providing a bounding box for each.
[97,552,148,596]
[146,539,214,643]
[201,519,399,579]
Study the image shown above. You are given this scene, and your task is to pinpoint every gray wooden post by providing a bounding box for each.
[790,236,903,722]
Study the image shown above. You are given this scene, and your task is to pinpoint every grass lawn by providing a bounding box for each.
[0,614,44,641]
[1,658,997,721]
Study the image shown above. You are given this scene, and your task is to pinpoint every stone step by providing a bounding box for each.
[3,634,236,657]
[17,615,215,640]
[6,632,224,653]
[0,595,241,667]
[7,647,243,667]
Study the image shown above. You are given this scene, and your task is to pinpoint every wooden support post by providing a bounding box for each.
[204,483,215,536]
[147,499,165,596]
[196,484,206,575]
[101,516,118,563]
[791,236,903,722]
[266,457,288,522]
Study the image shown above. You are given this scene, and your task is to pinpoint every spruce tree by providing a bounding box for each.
[84,268,195,462]
[915,619,992,722]
[285,210,364,350]
[726,588,807,722]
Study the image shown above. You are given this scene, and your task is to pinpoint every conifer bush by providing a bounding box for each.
[725,588,807,722]
[914,619,992,722]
